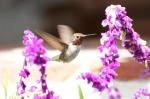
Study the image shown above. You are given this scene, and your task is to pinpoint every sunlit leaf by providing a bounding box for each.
[78,84,84,99]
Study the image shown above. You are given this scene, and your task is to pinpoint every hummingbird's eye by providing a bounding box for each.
[76,36,79,39]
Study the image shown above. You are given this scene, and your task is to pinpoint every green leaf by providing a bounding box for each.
[3,71,8,99]
[78,84,84,99]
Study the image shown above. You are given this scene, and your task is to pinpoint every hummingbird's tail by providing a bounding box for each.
[51,55,61,62]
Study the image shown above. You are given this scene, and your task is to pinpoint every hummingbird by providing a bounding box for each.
[33,25,96,63]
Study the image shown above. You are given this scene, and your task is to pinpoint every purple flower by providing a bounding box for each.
[80,5,121,92]
[102,5,150,68]
[98,32,120,70]
[17,59,29,96]
[101,4,150,99]
[134,88,150,99]
[23,29,48,65]
[80,4,150,99]
[108,87,121,99]
[80,72,107,91]
[33,91,59,99]
[102,5,132,29]
[17,80,26,95]
[46,91,59,99]
[23,29,49,93]
[100,67,118,82]
[17,29,59,99]
[29,86,37,92]
[121,29,150,65]
[80,68,118,91]
[19,68,30,78]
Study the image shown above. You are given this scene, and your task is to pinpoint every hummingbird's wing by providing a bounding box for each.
[33,30,68,52]
[57,25,74,44]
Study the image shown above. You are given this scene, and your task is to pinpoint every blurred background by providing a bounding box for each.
[0,0,150,45]
[0,0,150,99]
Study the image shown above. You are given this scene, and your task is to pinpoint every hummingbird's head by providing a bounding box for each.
[72,33,86,45]
[72,33,96,45]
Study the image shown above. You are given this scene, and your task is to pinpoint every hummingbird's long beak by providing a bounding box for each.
[83,33,97,37]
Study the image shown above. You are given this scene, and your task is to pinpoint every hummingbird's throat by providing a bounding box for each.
[72,39,82,45]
